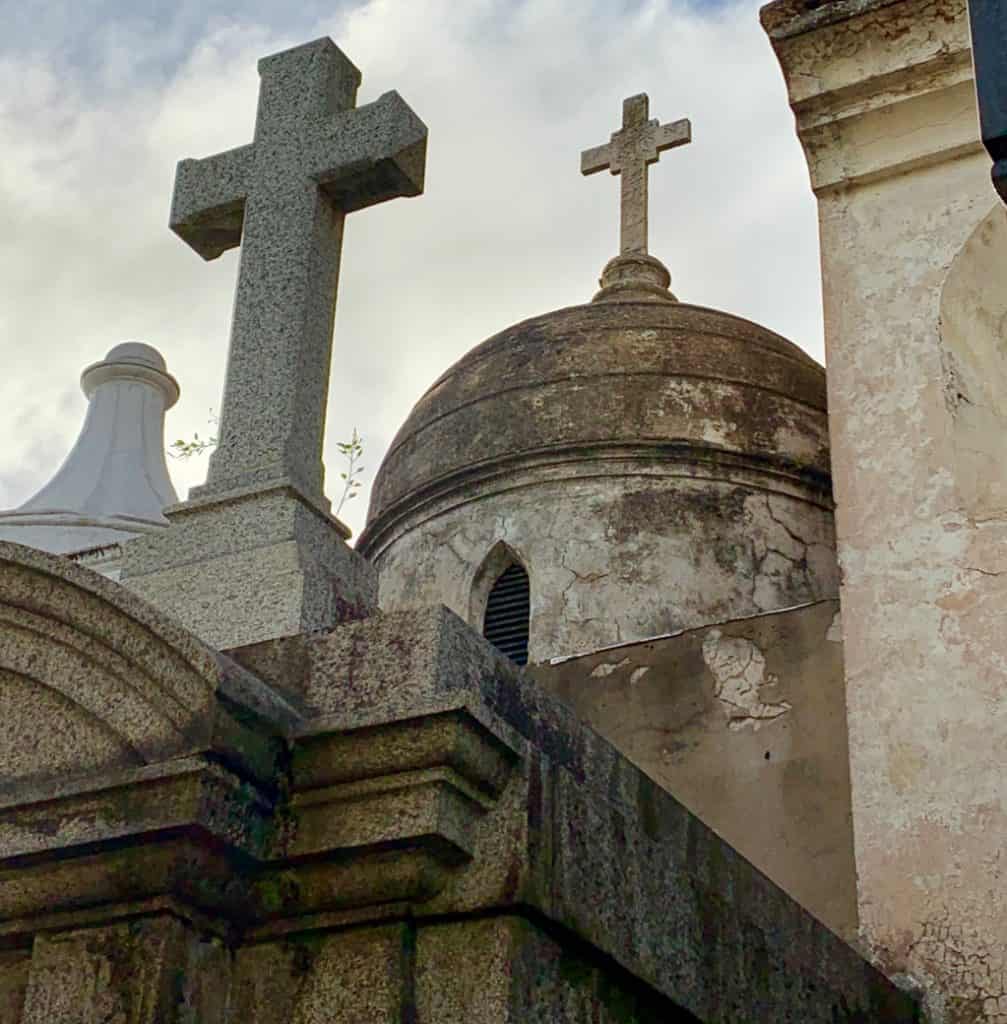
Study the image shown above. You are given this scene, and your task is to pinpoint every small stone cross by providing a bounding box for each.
[170,38,427,509]
[581,95,691,256]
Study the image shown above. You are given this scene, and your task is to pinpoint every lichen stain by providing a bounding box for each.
[886,742,927,796]
[609,486,751,581]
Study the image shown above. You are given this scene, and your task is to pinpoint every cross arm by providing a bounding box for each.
[308,90,428,213]
[170,144,255,260]
[655,118,692,154]
[581,143,612,176]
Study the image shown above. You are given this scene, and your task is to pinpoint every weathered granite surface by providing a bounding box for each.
[0,541,917,1021]
[123,484,376,651]
[174,37,426,503]
[0,541,296,798]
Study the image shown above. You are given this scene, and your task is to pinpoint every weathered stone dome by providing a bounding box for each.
[365,301,828,533]
[359,257,836,663]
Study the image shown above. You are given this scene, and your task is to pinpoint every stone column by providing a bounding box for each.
[762,0,1007,1018]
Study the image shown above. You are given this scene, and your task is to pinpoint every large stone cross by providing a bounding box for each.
[581,94,690,256]
[170,37,427,508]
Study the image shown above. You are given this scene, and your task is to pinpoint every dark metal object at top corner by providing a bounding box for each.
[969,0,1007,204]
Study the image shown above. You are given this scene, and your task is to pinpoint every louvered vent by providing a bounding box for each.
[483,563,530,666]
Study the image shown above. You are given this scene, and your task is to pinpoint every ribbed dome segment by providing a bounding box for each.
[362,300,828,551]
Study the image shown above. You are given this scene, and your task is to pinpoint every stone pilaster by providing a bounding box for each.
[762,0,1007,1017]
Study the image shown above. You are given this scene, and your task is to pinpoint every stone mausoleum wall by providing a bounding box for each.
[0,541,916,1022]
[534,599,857,942]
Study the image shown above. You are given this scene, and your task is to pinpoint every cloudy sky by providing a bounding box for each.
[0,0,821,539]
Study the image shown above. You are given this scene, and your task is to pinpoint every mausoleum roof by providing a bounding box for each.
[360,261,829,552]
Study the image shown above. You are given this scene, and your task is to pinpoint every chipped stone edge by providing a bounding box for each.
[759,0,906,40]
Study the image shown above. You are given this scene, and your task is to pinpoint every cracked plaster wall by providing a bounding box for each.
[371,468,837,664]
[764,0,1007,1018]
[533,599,857,941]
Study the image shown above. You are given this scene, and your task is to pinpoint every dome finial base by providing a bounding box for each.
[591,252,677,303]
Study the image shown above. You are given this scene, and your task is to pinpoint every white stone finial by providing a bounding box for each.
[0,342,180,558]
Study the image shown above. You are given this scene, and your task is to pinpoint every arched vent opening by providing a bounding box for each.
[483,563,530,666]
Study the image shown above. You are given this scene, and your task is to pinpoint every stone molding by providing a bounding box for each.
[0,542,219,779]
[359,440,835,560]
[761,0,981,192]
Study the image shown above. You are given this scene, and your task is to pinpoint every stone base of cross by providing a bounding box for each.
[124,483,377,651]
[123,37,427,650]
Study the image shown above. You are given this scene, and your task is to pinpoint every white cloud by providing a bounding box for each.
[0,0,821,539]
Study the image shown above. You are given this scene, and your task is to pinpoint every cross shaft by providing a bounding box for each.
[581,94,691,256]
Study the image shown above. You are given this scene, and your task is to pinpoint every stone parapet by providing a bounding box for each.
[0,543,917,1021]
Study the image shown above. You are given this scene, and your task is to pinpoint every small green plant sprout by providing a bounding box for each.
[335,428,365,517]
[168,432,217,459]
[167,414,364,518]
[169,411,218,460]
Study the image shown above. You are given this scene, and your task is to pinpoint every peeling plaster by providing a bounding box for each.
[827,610,843,643]
[701,629,792,731]
[590,657,630,678]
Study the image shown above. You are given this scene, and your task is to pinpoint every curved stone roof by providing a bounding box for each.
[360,296,829,554]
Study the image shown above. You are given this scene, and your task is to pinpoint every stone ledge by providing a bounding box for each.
[0,757,276,865]
[274,605,920,1022]
[761,0,905,40]
[761,0,978,192]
